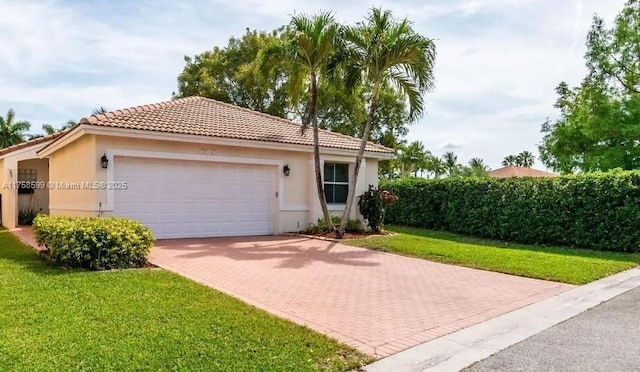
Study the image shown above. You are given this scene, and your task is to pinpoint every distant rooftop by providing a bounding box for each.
[488,165,557,178]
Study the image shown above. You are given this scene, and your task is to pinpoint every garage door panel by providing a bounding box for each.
[113,157,275,239]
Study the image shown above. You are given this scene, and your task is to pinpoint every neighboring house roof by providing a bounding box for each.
[71,96,394,154]
[488,165,557,178]
[0,130,70,158]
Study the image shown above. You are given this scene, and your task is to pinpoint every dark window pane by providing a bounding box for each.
[334,184,348,204]
[334,163,348,183]
[324,184,335,204]
[324,163,334,182]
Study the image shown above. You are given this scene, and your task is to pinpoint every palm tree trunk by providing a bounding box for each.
[310,72,334,230]
[336,83,380,238]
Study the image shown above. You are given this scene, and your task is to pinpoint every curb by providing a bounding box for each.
[365,267,640,372]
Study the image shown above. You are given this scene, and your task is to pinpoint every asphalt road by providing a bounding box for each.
[466,286,640,372]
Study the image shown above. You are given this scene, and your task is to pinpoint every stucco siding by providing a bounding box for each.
[48,135,98,217]
[45,133,382,235]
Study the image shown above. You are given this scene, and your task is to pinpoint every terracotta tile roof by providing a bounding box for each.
[488,165,557,178]
[0,130,70,157]
[78,96,394,154]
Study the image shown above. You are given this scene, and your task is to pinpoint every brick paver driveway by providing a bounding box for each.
[150,236,572,357]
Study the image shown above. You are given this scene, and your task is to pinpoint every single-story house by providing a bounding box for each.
[0,96,394,238]
[488,165,557,178]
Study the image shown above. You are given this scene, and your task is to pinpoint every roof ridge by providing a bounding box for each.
[197,97,391,152]
[79,96,202,124]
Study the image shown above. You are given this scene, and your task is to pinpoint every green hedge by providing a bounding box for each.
[382,171,640,252]
[33,215,155,270]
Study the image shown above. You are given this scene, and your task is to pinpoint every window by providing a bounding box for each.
[18,169,37,194]
[324,162,348,204]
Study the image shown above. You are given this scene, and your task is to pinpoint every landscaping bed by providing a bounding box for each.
[301,230,392,240]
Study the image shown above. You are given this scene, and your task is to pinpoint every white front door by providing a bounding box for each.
[113,157,275,239]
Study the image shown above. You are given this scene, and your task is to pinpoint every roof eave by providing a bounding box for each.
[38,124,395,159]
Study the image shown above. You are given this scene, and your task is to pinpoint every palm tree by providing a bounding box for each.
[0,109,31,148]
[517,151,536,167]
[429,156,446,179]
[92,107,108,115]
[502,154,518,166]
[259,12,341,230]
[403,141,428,177]
[442,151,458,176]
[335,8,436,237]
[39,120,77,137]
[469,157,490,177]
[469,157,488,170]
[42,123,57,135]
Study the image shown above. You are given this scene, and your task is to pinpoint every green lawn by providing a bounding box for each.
[0,230,370,371]
[345,226,640,285]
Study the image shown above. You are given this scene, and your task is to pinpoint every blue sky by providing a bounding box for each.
[0,0,625,169]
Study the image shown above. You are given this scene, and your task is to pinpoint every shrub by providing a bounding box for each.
[33,215,155,270]
[357,185,398,232]
[18,209,38,225]
[382,171,640,252]
[302,216,363,234]
[18,194,39,225]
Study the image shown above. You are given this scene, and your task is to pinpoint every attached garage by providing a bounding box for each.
[32,96,394,238]
[113,157,275,239]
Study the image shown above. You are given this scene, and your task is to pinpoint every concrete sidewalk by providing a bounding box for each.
[366,268,640,371]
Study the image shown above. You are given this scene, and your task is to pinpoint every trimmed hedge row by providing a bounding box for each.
[33,215,155,270]
[382,171,640,252]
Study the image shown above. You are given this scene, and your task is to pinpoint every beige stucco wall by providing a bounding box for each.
[47,135,98,217]
[1,143,53,228]
[0,158,8,227]
[46,133,382,234]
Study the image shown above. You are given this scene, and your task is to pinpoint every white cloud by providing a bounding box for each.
[0,0,629,169]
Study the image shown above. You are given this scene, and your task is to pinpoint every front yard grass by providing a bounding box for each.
[0,230,370,371]
[345,226,640,285]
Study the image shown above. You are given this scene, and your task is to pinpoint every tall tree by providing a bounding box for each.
[41,120,77,135]
[502,154,519,166]
[176,28,290,118]
[401,140,429,177]
[468,158,490,177]
[259,12,341,230]
[539,1,640,173]
[429,155,446,179]
[442,151,458,176]
[517,151,535,167]
[42,124,57,136]
[175,26,416,166]
[92,107,108,115]
[0,109,31,148]
[335,8,436,237]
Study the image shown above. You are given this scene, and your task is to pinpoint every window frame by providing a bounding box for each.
[18,168,37,195]
[323,162,349,205]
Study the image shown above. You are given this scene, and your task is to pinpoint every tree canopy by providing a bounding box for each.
[539,1,640,173]
[0,109,31,148]
[175,26,414,153]
[502,151,536,167]
[175,28,290,118]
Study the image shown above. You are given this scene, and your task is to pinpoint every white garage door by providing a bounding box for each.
[113,157,275,239]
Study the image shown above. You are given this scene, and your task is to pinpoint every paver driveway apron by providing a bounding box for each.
[150,236,572,357]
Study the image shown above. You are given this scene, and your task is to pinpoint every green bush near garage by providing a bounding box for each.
[33,215,154,270]
[381,171,640,252]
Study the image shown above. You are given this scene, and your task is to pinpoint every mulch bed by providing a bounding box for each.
[304,230,392,240]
